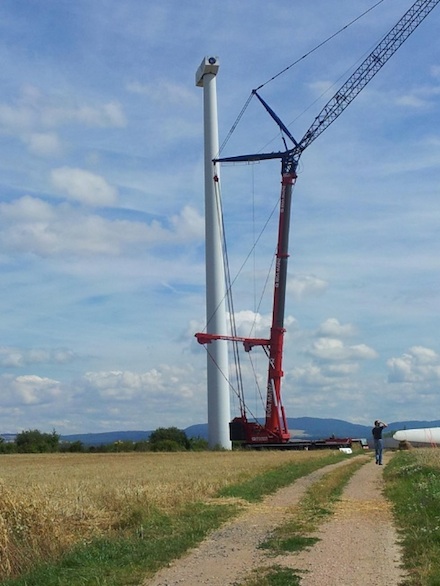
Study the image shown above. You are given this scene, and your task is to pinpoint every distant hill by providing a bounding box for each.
[286,417,371,439]
[385,420,440,432]
[187,418,372,441]
[0,433,17,444]
[57,418,440,446]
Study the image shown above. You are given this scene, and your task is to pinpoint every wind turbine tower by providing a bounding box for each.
[196,57,231,450]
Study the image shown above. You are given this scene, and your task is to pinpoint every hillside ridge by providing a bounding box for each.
[54,417,440,446]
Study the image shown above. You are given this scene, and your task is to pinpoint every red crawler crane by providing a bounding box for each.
[196,0,439,447]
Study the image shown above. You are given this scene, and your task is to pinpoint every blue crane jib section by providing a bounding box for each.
[216,0,439,175]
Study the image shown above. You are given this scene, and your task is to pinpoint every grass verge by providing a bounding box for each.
[234,564,304,586]
[384,450,440,586]
[1,452,350,586]
[218,451,352,502]
[259,456,368,555]
[235,456,369,586]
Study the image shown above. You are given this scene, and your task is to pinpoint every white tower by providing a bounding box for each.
[196,57,231,449]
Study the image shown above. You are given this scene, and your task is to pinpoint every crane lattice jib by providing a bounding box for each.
[294,0,440,161]
[216,0,439,174]
[201,0,439,446]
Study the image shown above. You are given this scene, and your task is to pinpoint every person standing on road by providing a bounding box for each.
[372,420,387,465]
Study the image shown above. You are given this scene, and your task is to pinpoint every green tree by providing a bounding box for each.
[189,436,209,451]
[111,440,135,452]
[149,427,190,450]
[60,440,85,453]
[150,439,182,452]
[0,437,17,454]
[15,429,60,453]
[134,440,151,452]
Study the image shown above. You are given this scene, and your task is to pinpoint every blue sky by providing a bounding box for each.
[0,0,439,435]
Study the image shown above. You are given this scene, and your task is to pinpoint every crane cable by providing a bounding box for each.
[213,0,388,417]
[255,0,386,91]
[218,0,387,157]
[200,171,280,413]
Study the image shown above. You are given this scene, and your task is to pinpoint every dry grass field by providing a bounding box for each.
[410,446,440,468]
[0,450,328,580]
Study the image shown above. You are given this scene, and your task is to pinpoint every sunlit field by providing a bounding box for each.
[0,450,329,580]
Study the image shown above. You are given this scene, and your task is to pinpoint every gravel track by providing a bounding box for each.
[284,452,406,585]
[142,453,406,586]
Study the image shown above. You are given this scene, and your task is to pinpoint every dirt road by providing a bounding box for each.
[143,453,406,586]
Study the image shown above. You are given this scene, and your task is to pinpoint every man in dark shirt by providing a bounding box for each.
[372,420,387,465]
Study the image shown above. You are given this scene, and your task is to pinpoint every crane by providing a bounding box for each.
[196,0,440,447]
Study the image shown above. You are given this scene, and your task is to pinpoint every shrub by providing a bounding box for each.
[16,429,60,453]
[150,439,183,452]
[149,427,190,450]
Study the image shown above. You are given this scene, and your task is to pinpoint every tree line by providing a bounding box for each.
[0,427,209,454]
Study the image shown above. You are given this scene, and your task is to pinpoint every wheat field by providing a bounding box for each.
[0,450,325,580]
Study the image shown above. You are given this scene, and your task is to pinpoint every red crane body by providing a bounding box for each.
[196,170,297,445]
[196,0,439,447]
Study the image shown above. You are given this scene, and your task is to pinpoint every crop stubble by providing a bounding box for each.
[0,450,326,580]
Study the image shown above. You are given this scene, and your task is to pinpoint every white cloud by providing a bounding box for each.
[395,94,428,108]
[0,347,76,368]
[321,363,359,377]
[73,102,126,128]
[387,346,440,383]
[392,81,440,109]
[170,205,204,240]
[0,89,126,138]
[229,310,296,338]
[0,363,207,433]
[0,195,54,222]
[290,363,327,386]
[50,167,118,207]
[410,346,438,364]
[232,310,272,337]
[308,337,377,362]
[0,196,204,258]
[317,318,355,338]
[23,131,63,157]
[81,367,195,401]
[0,374,62,406]
[0,102,33,133]
[72,366,204,430]
[127,80,196,106]
[287,274,328,300]
[307,79,336,100]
